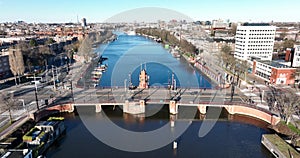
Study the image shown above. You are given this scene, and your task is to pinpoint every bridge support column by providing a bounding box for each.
[224,105,235,115]
[169,100,178,115]
[124,100,129,113]
[198,105,207,114]
[95,104,102,113]
[123,100,145,114]
[170,114,178,128]
[139,100,146,114]
[70,104,75,112]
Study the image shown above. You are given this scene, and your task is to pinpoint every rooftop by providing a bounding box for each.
[242,23,270,26]
[258,60,296,69]
[1,149,31,158]
[261,60,292,68]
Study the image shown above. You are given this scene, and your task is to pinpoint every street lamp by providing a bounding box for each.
[65,56,69,73]
[69,79,74,103]
[34,82,39,110]
[52,65,56,91]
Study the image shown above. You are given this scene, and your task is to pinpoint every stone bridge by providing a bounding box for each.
[46,99,280,125]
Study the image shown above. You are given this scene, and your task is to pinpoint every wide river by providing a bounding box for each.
[45,34,273,158]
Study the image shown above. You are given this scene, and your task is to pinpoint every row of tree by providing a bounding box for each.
[77,31,113,62]
[218,44,249,86]
[136,28,197,54]
[220,44,300,126]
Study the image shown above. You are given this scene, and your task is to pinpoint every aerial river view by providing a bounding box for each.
[45,34,274,158]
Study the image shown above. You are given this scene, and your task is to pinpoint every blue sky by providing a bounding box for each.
[0,0,299,23]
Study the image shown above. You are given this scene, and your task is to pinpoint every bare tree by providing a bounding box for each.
[280,28,288,40]
[0,93,18,124]
[230,23,237,35]
[9,49,20,85]
[78,36,93,62]
[275,89,300,125]
[17,50,25,84]
[282,39,295,49]
[9,48,25,84]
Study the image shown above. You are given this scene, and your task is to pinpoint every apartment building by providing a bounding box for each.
[0,52,11,79]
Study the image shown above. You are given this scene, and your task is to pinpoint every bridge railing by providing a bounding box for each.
[88,86,217,90]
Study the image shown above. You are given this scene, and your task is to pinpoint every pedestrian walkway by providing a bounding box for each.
[0,116,29,140]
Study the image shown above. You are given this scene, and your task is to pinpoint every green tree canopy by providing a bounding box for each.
[29,39,38,47]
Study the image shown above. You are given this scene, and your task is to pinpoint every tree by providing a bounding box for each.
[63,44,75,64]
[218,44,234,69]
[45,38,55,45]
[275,88,300,125]
[0,92,18,124]
[280,28,288,40]
[230,23,237,35]
[9,48,25,85]
[78,36,93,62]
[16,49,25,83]
[29,39,38,47]
[237,60,250,84]
[282,39,295,49]
[273,42,282,52]
[221,44,232,55]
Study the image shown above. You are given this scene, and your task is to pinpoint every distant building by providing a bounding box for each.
[81,18,87,27]
[252,60,296,85]
[0,53,11,79]
[285,45,300,67]
[211,19,228,30]
[234,23,276,61]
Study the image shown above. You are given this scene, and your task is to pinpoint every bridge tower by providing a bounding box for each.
[138,68,149,89]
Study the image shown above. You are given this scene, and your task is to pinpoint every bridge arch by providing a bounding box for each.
[223,105,280,125]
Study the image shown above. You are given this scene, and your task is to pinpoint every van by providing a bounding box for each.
[31,80,41,85]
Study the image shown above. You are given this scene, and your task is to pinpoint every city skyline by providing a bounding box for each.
[1,0,300,23]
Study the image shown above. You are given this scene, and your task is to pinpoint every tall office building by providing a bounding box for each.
[234,23,276,61]
[81,18,87,27]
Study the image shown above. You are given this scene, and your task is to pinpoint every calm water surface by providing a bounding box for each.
[45,34,273,158]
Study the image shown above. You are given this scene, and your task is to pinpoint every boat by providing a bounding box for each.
[127,30,136,36]
[170,48,181,58]
[22,117,66,157]
[92,70,102,75]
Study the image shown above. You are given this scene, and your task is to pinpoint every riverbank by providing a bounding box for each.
[137,31,222,87]
[262,134,300,158]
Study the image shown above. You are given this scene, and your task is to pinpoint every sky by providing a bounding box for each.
[0,0,299,23]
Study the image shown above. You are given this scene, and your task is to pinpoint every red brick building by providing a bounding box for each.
[252,60,296,85]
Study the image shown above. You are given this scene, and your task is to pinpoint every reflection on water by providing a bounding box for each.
[45,35,273,157]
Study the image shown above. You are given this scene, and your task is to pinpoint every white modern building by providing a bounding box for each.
[292,45,300,67]
[234,23,276,61]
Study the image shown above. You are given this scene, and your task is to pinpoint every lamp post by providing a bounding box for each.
[52,65,56,91]
[69,79,74,103]
[34,82,39,110]
[33,69,36,81]
[65,56,69,73]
